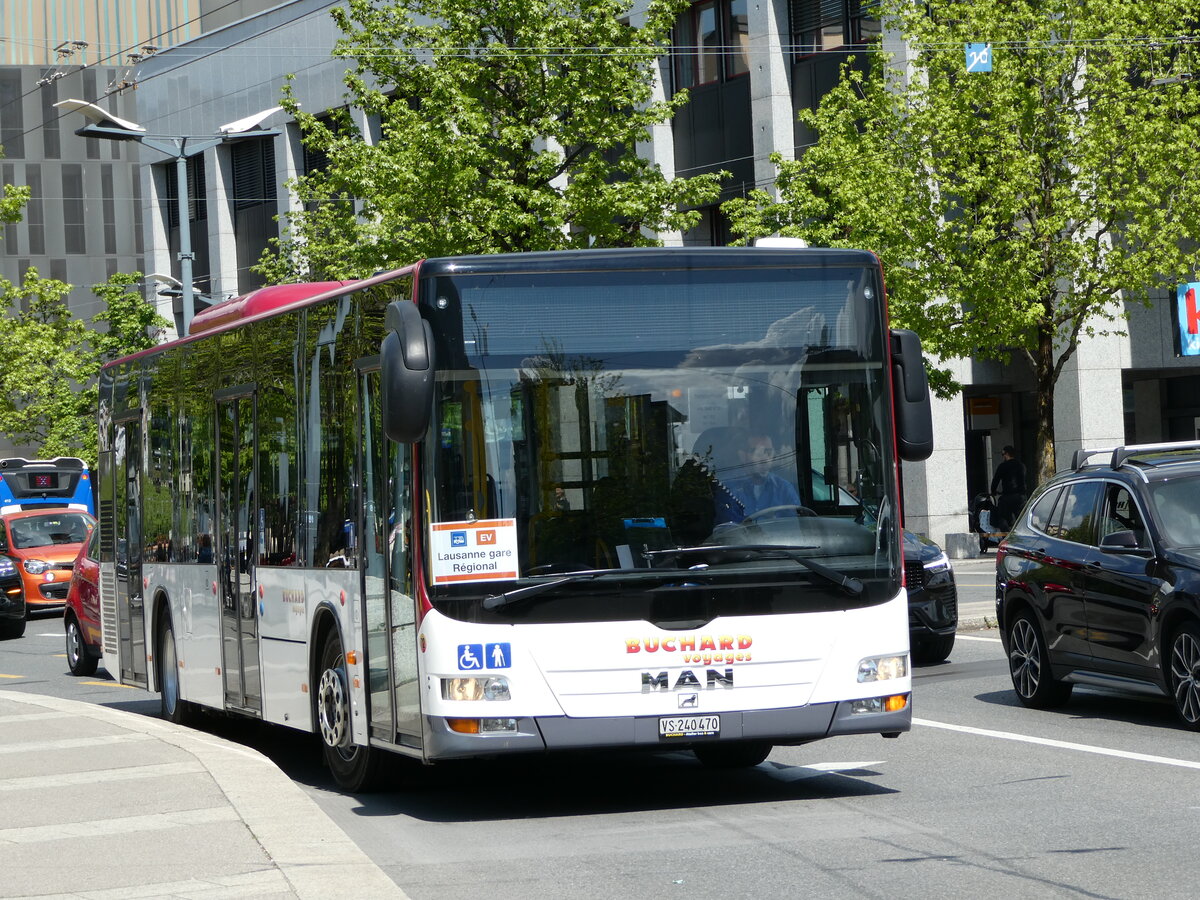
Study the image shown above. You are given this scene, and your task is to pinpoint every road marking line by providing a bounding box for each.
[0,761,205,792]
[0,674,22,679]
[61,868,290,899]
[0,733,154,755]
[0,711,74,723]
[770,760,886,782]
[80,680,134,688]
[956,634,1002,643]
[0,805,237,845]
[915,717,1200,770]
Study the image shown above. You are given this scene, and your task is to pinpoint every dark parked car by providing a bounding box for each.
[0,553,25,639]
[905,530,957,664]
[997,441,1200,728]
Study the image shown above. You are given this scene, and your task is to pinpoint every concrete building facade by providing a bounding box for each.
[63,0,1198,550]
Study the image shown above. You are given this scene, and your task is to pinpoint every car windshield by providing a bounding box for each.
[8,513,95,550]
[419,261,902,624]
[1149,476,1200,548]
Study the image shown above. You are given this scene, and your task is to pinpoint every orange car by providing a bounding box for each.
[0,509,95,616]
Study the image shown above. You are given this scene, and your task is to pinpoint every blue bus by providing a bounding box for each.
[0,457,95,516]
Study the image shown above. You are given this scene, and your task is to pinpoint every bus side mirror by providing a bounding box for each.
[890,329,933,462]
[381,300,435,443]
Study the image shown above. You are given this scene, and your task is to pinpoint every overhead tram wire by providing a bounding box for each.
[5,20,1197,189]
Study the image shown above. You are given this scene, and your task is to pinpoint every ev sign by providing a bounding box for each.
[966,43,992,73]
[429,518,520,585]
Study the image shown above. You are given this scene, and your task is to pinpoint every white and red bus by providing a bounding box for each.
[96,246,933,790]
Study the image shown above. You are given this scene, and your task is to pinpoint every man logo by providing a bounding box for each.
[641,669,734,693]
[679,693,698,709]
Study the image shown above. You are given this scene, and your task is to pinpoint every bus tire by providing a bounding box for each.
[693,741,772,769]
[159,616,197,726]
[65,613,98,676]
[316,628,382,792]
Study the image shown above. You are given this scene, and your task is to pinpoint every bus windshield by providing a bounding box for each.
[421,261,901,624]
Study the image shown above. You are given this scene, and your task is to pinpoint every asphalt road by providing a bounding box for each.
[6,606,1200,899]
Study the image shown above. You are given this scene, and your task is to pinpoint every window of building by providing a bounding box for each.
[62,164,86,255]
[791,0,881,60]
[0,69,24,158]
[231,138,279,294]
[674,0,750,90]
[39,74,60,160]
[25,165,45,255]
[231,139,277,210]
[163,155,207,229]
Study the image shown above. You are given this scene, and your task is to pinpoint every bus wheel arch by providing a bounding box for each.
[310,609,382,792]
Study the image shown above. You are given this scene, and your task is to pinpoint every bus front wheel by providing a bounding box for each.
[316,628,382,792]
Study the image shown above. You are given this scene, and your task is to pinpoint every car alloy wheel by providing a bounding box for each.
[1006,608,1071,708]
[1009,616,1042,699]
[1169,624,1200,731]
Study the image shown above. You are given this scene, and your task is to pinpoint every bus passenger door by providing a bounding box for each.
[114,417,148,687]
[216,392,262,714]
[361,367,421,746]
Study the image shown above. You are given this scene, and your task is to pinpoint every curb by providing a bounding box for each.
[958,615,999,633]
[0,690,409,900]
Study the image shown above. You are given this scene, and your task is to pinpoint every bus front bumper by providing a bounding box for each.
[423,696,911,760]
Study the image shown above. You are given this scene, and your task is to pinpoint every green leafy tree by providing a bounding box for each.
[0,269,96,458]
[724,0,1200,482]
[259,0,725,281]
[0,269,168,462]
[91,271,170,365]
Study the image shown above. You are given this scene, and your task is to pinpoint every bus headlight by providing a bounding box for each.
[23,559,50,576]
[857,654,907,682]
[442,676,511,701]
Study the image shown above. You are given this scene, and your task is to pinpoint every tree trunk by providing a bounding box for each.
[1032,329,1057,488]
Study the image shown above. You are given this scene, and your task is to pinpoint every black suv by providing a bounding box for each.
[997,442,1200,728]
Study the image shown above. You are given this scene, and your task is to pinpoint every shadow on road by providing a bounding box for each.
[103,696,901,822]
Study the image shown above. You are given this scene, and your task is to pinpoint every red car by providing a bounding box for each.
[64,525,102,676]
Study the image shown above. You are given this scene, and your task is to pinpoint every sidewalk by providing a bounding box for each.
[949,553,1000,632]
[0,690,409,900]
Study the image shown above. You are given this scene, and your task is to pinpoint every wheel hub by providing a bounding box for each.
[317,665,349,749]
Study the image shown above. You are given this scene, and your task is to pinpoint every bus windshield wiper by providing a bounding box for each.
[644,544,864,597]
[482,568,643,611]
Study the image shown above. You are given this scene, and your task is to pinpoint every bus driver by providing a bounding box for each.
[729,431,800,517]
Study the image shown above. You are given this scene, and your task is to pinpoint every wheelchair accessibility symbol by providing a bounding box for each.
[457,642,511,670]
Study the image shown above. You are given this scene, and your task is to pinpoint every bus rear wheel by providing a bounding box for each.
[159,616,197,726]
[316,628,382,792]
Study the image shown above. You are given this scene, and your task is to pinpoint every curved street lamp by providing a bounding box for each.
[54,99,281,336]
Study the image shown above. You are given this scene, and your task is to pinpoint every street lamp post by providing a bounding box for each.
[54,100,280,337]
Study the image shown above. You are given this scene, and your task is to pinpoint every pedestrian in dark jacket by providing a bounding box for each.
[990,445,1027,531]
